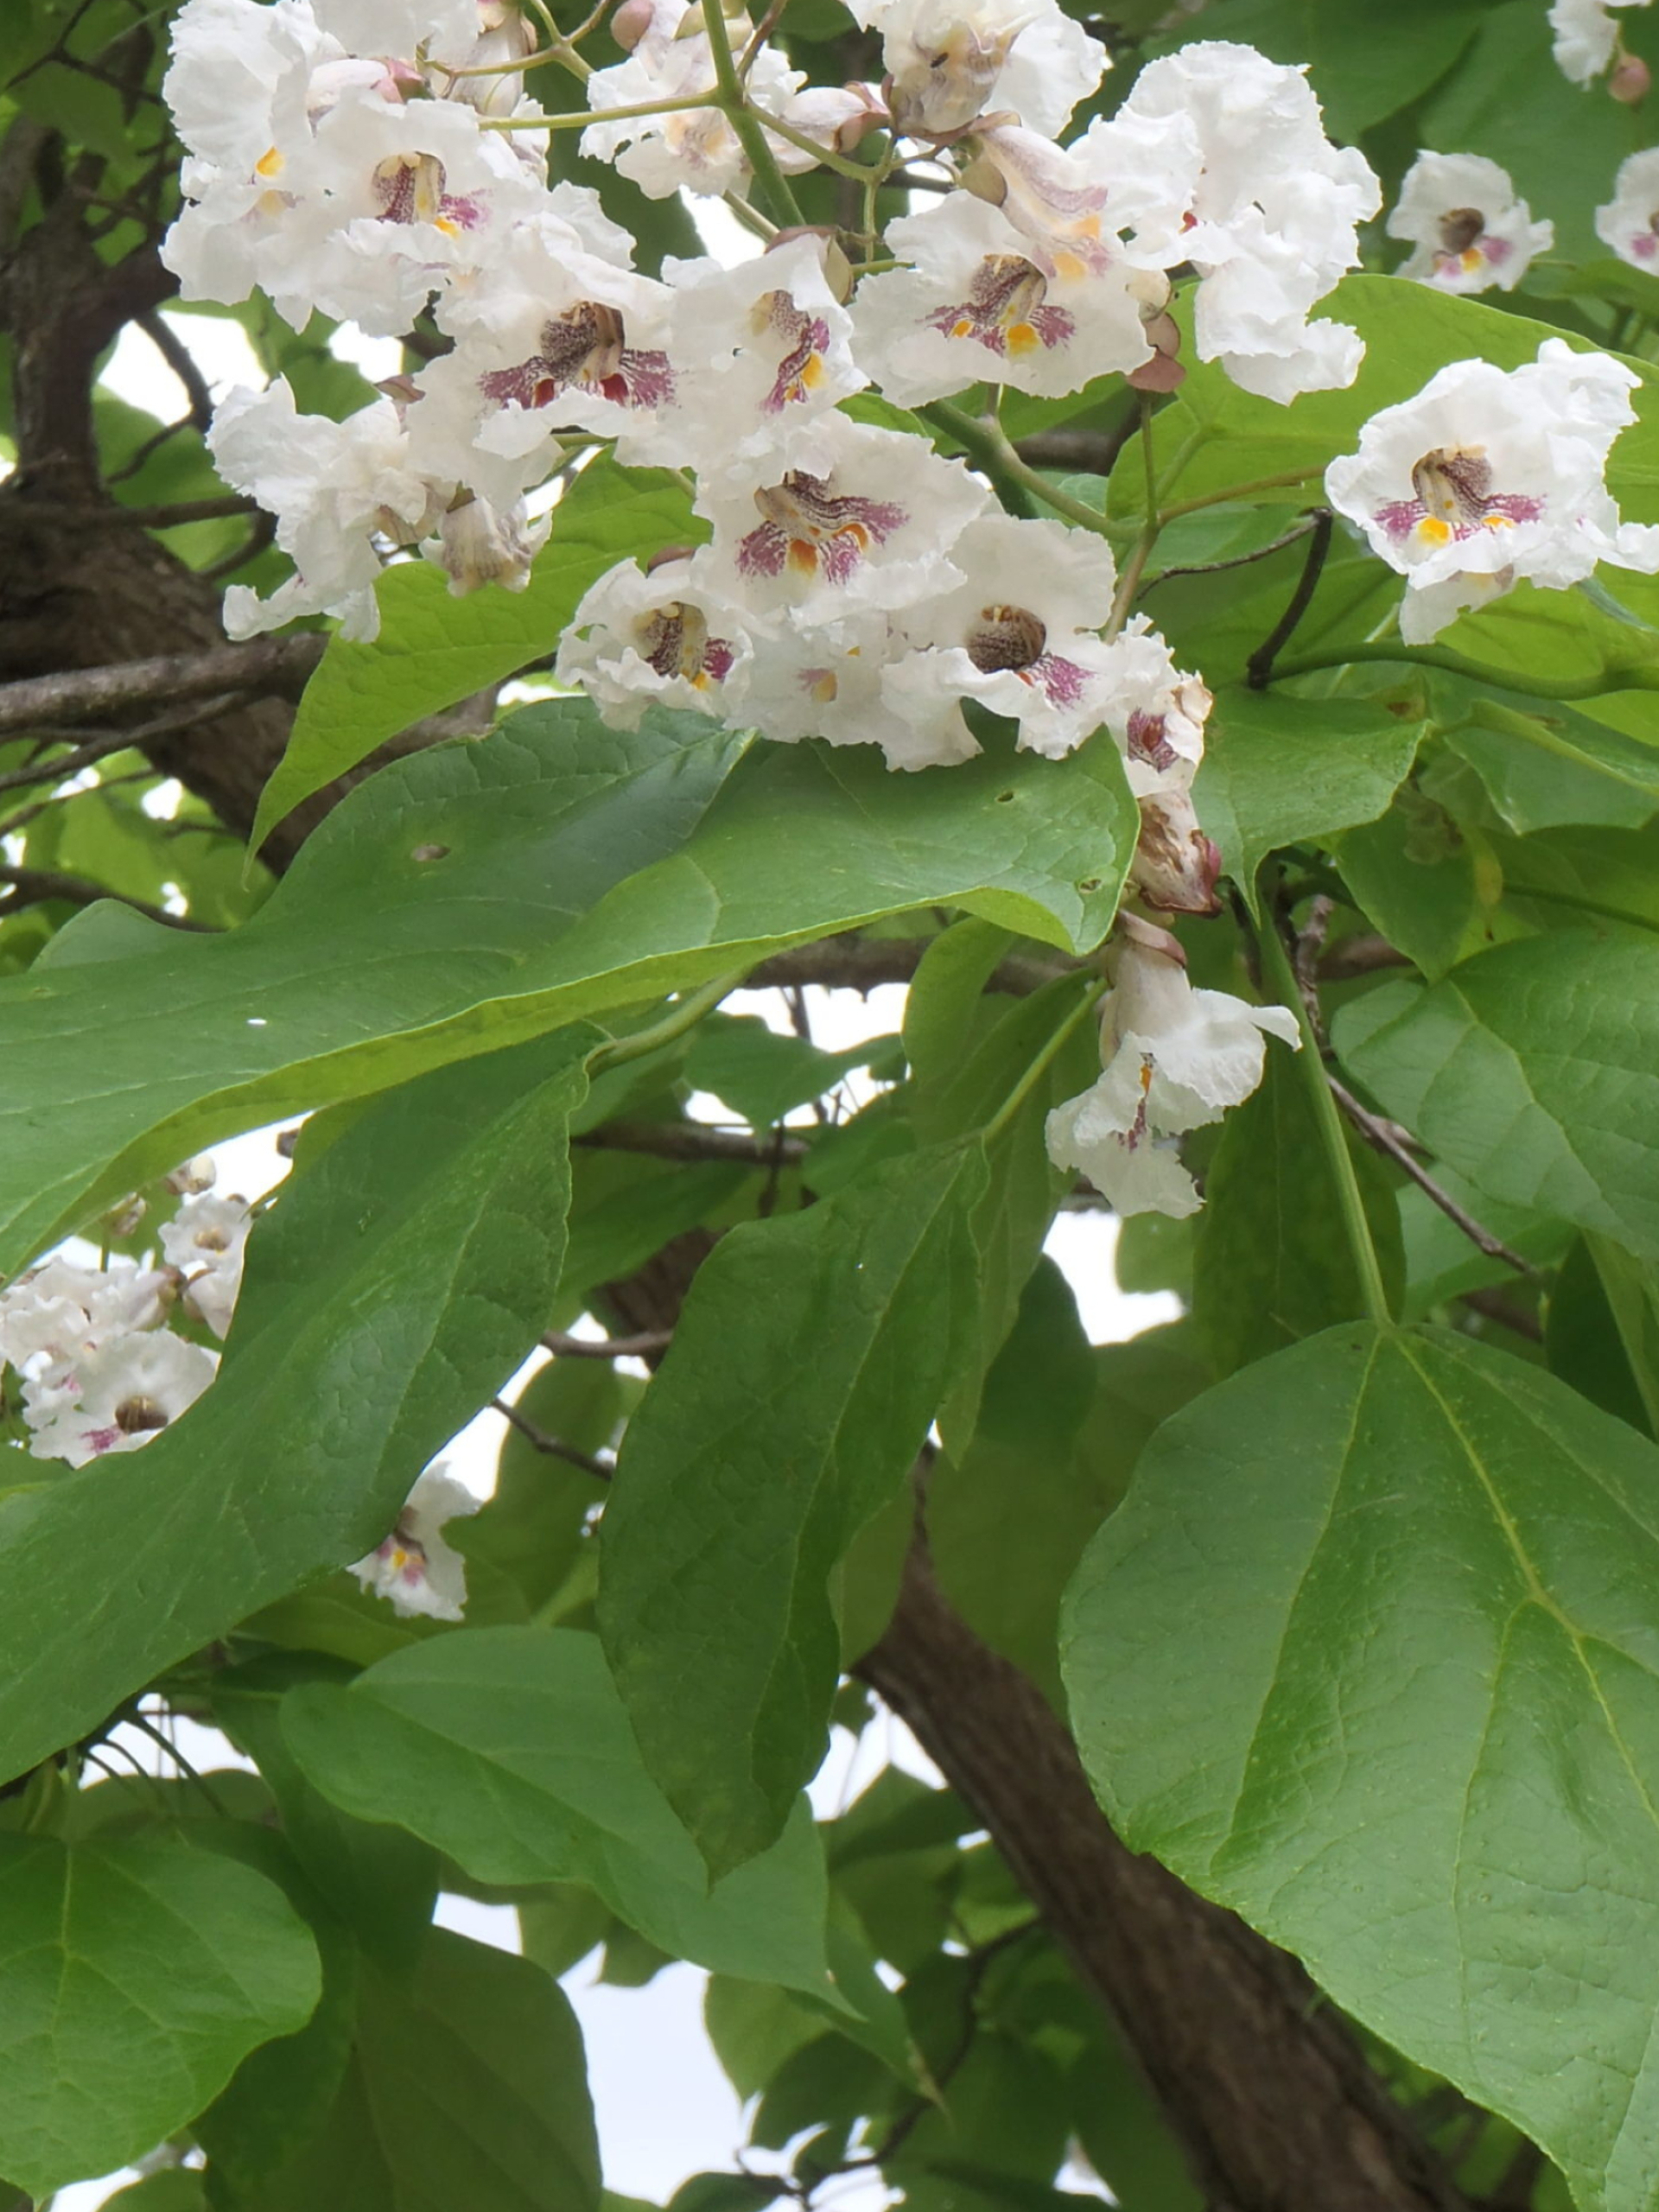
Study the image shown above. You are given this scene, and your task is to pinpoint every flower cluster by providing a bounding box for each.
[1549,0,1651,86]
[0,1155,472,1618]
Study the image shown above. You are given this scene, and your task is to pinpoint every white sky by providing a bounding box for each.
[44,313,1175,2212]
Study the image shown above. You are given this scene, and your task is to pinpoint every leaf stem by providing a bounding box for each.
[1244,508,1332,688]
[590,969,749,1072]
[1267,640,1659,700]
[1108,397,1160,637]
[697,0,805,226]
[982,983,1099,1146]
[483,90,721,130]
[1159,467,1319,522]
[924,401,1115,535]
[1257,911,1392,1332]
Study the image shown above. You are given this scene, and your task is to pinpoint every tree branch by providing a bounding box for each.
[575,1121,810,1166]
[747,934,1073,997]
[0,637,323,734]
[0,865,212,931]
[540,1328,676,1361]
[491,1398,614,1479]
[857,1529,1475,2212]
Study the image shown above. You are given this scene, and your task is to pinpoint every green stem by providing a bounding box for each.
[484,90,721,130]
[982,985,1098,1145]
[698,0,805,226]
[1256,914,1392,1332]
[750,105,875,181]
[590,969,749,1072]
[1108,397,1160,637]
[924,401,1116,536]
[1268,640,1658,700]
[1159,467,1319,522]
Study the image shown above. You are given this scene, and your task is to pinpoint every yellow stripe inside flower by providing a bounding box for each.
[256,146,284,179]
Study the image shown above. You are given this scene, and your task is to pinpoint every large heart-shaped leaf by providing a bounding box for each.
[1063,1323,1659,2212]
[600,1141,988,1876]
[1336,932,1659,1261]
[0,699,1132,1274]
[0,1836,321,2199]
[0,1034,586,1789]
[281,1626,836,1997]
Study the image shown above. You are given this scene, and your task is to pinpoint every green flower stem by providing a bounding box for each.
[697,0,805,226]
[1108,397,1160,637]
[982,982,1100,1146]
[1268,640,1659,700]
[590,969,750,1073]
[1257,912,1393,1332]
[1158,467,1319,521]
[485,91,721,130]
[752,106,879,182]
[924,401,1115,536]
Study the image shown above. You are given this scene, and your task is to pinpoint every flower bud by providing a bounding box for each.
[423,494,549,596]
[1128,786,1224,917]
[165,1155,217,1197]
[767,225,855,302]
[611,0,657,49]
[1611,52,1651,102]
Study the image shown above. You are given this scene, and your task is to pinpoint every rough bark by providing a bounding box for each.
[858,1529,1472,2212]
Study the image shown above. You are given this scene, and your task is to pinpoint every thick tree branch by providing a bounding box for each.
[0,638,323,734]
[748,934,1074,997]
[858,1529,1476,2212]
[0,865,211,931]
[575,1122,810,1166]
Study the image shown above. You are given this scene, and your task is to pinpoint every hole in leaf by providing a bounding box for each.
[1077,876,1102,893]
[995,790,1016,804]
[411,842,451,863]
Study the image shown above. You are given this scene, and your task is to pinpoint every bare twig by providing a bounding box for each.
[136,309,213,430]
[30,493,258,527]
[575,1121,810,1166]
[1010,427,1127,475]
[1144,515,1322,592]
[1318,932,1411,982]
[748,933,1072,997]
[0,695,257,797]
[1245,508,1333,690]
[491,1398,614,1480]
[0,637,324,734]
[1459,1287,1544,1344]
[540,1327,675,1361]
[1330,1077,1543,1281]
[0,865,212,931]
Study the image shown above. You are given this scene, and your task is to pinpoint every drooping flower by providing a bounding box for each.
[210,378,446,640]
[1597,149,1659,267]
[159,1194,254,1340]
[352,1465,478,1620]
[664,234,867,483]
[1045,918,1300,1219]
[1089,618,1211,798]
[1325,338,1659,643]
[557,552,759,726]
[1112,41,1380,404]
[422,493,549,595]
[1388,152,1553,296]
[882,512,1119,760]
[24,1332,220,1469]
[852,190,1151,404]
[742,614,939,765]
[1549,0,1652,84]
[849,0,1107,140]
[698,413,988,624]
[1128,785,1223,916]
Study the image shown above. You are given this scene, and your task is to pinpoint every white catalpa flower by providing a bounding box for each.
[1597,149,1659,267]
[171,81,549,334]
[24,1332,220,1468]
[162,0,349,181]
[159,1194,254,1340]
[581,0,817,199]
[665,235,866,483]
[742,616,942,766]
[850,0,1106,139]
[557,552,760,727]
[1115,41,1380,403]
[1325,338,1659,644]
[413,213,683,499]
[0,1259,171,1376]
[1550,0,1651,83]
[883,512,1118,760]
[210,378,446,640]
[352,1465,478,1620]
[1389,152,1553,296]
[852,191,1150,404]
[422,0,539,112]
[1045,918,1300,1219]
[1089,617,1211,798]
[309,0,484,60]
[698,414,988,625]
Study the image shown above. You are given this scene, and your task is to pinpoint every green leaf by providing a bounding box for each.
[1338,790,1486,982]
[234,1929,600,2212]
[0,1035,586,1789]
[685,1013,888,1131]
[1585,1235,1659,1438]
[1439,690,1659,836]
[599,1142,989,1876]
[104,2175,209,2210]
[1062,1322,1659,2212]
[0,1836,321,2199]
[1192,1043,1405,1374]
[1337,934,1659,1261]
[0,700,1132,1275]
[1192,687,1425,909]
[248,463,696,853]
[279,1626,838,1996]
[1543,1238,1652,1437]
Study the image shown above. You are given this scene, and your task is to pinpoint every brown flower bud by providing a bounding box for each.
[1128,786,1224,916]
[1611,52,1651,103]
[611,0,656,49]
